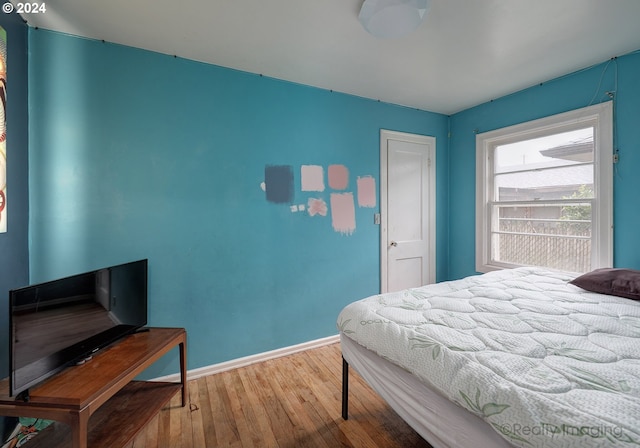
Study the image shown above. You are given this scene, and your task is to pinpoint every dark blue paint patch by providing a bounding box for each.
[265,165,294,204]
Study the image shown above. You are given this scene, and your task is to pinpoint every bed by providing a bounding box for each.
[337,267,640,447]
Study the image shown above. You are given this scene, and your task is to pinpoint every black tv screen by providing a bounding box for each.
[9,259,148,397]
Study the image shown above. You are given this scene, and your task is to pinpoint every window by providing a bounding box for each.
[476,102,613,274]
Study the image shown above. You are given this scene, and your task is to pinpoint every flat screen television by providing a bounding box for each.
[8,259,148,398]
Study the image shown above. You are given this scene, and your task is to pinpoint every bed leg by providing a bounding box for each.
[342,356,349,420]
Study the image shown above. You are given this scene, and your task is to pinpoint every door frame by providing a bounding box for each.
[380,129,436,293]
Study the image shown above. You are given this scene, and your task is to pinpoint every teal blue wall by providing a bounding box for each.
[0,13,29,379]
[28,29,449,376]
[448,51,640,280]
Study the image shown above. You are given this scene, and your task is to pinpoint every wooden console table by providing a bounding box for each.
[0,327,187,448]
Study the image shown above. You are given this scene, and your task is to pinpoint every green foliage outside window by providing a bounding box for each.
[560,185,592,234]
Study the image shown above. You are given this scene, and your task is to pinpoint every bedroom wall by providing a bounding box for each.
[448,50,640,280]
[27,29,449,376]
[0,12,29,379]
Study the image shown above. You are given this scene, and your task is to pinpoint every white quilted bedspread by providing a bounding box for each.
[337,267,640,447]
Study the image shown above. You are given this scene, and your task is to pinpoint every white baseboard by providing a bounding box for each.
[152,334,340,382]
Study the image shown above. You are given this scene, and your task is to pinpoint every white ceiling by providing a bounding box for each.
[18,0,640,115]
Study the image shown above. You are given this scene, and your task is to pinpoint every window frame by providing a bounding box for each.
[475,102,613,273]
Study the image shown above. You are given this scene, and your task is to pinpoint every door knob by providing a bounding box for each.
[390,241,398,247]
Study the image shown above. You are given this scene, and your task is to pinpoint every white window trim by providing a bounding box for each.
[476,102,613,273]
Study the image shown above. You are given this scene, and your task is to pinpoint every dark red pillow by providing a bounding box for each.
[570,268,640,300]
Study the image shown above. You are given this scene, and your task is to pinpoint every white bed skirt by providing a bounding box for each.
[341,333,513,448]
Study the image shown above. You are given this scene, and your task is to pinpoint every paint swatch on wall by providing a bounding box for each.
[307,198,328,217]
[330,193,356,235]
[301,165,325,192]
[265,165,294,204]
[328,164,349,190]
[357,176,376,208]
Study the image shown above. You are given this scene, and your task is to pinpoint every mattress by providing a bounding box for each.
[341,333,513,448]
[337,267,640,447]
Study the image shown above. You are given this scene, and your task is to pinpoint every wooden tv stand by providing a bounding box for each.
[0,327,187,448]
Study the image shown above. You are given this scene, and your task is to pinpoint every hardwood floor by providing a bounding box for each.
[124,342,432,448]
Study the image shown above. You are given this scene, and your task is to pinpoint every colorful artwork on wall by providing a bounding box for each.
[0,27,6,233]
[261,162,376,236]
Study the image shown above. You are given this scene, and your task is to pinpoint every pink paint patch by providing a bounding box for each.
[328,164,349,190]
[301,165,325,192]
[330,193,356,235]
[307,198,328,217]
[357,176,376,208]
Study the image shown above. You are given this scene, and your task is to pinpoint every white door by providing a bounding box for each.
[380,130,436,293]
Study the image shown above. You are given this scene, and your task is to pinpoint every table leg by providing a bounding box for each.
[71,410,90,448]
